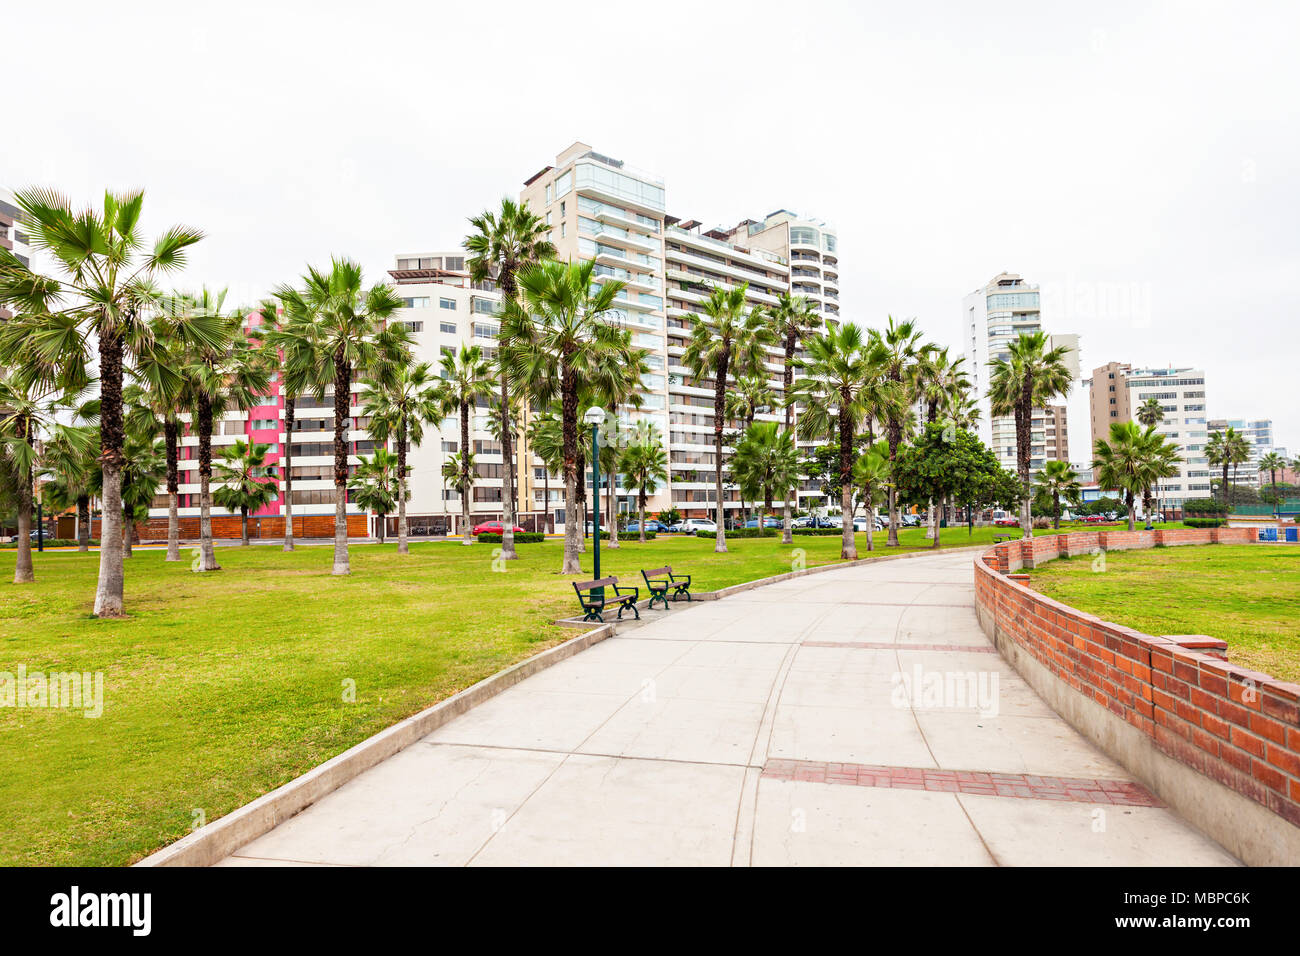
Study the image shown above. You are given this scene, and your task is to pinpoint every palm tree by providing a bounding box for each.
[620,422,669,543]
[257,297,330,553]
[730,422,801,543]
[465,198,556,561]
[40,431,98,552]
[789,323,888,559]
[1136,396,1165,429]
[852,441,892,552]
[440,451,475,518]
[0,371,96,582]
[767,292,821,432]
[348,448,403,543]
[1258,451,1287,512]
[436,345,494,544]
[0,188,203,616]
[499,259,631,574]
[681,284,775,553]
[586,340,650,550]
[1035,460,1081,530]
[987,330,1073,540]
[869,317,924,547]
[171,289,271,571]
[1206,429,1230,506]
[725,374,776,527]
[528,412,563,534]
[362,361,441,552]
[1093,422,1179,530]
[212,439,278,546]
[1226,429,1251,510]
[275,260,409,574]
[87,421,166,558]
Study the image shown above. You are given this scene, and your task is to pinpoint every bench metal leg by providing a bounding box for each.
[648,589,669,611]
[582,608,605,623]
[617,601,640,621]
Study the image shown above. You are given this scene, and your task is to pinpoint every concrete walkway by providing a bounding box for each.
[220,549,1237,866]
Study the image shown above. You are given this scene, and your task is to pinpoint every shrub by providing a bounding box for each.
[1183,517,1225,528]
[1182,498,1228,517]
[475,532,545,544]
[596,531,654,540]
[694,528,781,539]
[792,527,851,536]
[0,538,99,549]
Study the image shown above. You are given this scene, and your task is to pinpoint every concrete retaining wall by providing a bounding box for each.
[974,528,1300,865]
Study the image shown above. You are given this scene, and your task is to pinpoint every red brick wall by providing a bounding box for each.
[975,530,1300,832]
[93,515,369,540]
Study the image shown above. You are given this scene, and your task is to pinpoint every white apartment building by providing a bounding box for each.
[520,142,842,521]
[0,189,34,323]
[1087,363,1211,511]
[961,272,1080,474]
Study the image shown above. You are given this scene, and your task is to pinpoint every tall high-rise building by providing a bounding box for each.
[520,142,841,521]
[0,189,33,322]
[1085,363,1211,510]
[961,272,1080,474]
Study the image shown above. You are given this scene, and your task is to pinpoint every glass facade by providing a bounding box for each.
[574,162,665,211]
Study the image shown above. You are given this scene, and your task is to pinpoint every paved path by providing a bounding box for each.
[220,550,1236,866]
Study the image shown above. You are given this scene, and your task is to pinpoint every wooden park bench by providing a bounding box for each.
[992,533,1015,544]
[572,577,640,623]
[641,566,693,610]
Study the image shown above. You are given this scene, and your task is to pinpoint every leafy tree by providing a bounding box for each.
[893,424,1012,547]
[0,188,203,616]
[212,439,278,546]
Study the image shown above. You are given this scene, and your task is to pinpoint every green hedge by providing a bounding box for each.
[793,527,850,536]
[1182,517,1225,528]
[475,532,545,544]
[694,528,781,538]
[1182,498,1228,516]
[0,538,98,549]
[598,531,655,540]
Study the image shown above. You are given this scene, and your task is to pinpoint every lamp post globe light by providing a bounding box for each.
[584,407,606,597]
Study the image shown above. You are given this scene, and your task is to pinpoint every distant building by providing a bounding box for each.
[1207,418,1277,488]
[0,189,33,322]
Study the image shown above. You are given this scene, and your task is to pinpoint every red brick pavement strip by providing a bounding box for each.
[802,641,997,653]
[761,759,1165,807]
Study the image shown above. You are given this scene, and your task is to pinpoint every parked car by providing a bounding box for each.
[1081,514,1109,524]
[791,516,814,529]
[900,513,922,528]
[472,520,525,535]
[666,522,684,533]
[743,517,782,529]
[992,515,1019,527]
[680,518,717,533]
[626,519,667,533]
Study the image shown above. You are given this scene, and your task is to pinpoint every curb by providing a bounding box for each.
[134,622,614,867]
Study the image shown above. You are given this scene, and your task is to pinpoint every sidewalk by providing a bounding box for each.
[219,549,1237,866]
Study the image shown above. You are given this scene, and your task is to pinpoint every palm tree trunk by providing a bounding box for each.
[396,428,409,554]
[838,401,858,560]
[606,468,619,549]
[560,361,582,573]
[283,397,296,552]
[498,382,517,560]
[1016,389,1033,540]
[1053,492,1061,530]
[331,351,351,575]
[712,355,729,553]
[122,504,133,558]
[887,425,902,548]
[1127,492,1136,532]
[576,448,586,553]
[164,418,181,561]
[13,420,33,584]
[864,493,875,552]
[639,492,647,544]
[784,330,797,433]
[77,495,90,552]
[240,507,249,546]
[93,329,126,617]
[197,395,220,572]
[460,403,473,545]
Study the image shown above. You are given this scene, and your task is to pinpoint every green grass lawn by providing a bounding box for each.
[1027,544,1300,684]
[0,523,1029,866]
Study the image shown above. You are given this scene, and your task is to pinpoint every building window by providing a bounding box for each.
[402,321,423,332]
[439,321,456,334]
[401,296,430,309]
[439,297,457,310]
[442,440,458,452]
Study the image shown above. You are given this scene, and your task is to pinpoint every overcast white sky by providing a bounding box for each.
[4,0,1297,456]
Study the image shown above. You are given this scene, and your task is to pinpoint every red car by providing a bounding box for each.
[992,516,1019,527]
[1081,515,1109,524]
[472,520,525,535]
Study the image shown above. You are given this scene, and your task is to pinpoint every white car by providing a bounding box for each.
[681,518,718,533]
